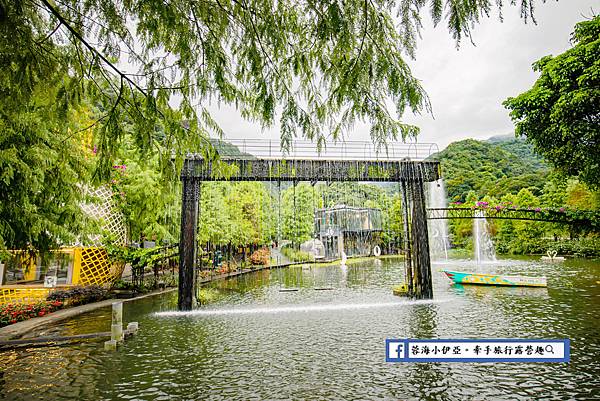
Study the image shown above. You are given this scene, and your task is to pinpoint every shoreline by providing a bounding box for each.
[0,255,401,341]
[0,287,177,342]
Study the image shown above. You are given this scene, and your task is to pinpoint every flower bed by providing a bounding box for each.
[0,300,63,328]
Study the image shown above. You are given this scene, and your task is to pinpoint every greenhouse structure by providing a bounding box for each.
[314,205,383,260]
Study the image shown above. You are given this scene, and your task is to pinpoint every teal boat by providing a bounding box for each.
[441,270,547,287]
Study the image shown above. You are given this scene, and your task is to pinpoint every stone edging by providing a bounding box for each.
[0,264,278,342]
[0,288,177,341]
[0,255,397,341]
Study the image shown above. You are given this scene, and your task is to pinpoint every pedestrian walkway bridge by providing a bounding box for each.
[427,207,597,228]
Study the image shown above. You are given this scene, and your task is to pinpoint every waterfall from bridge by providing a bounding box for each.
[177,142,441,309]
[427,179,450,261]
[473,210,497,263]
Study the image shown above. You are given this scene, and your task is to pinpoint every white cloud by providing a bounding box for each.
[206,0,598,151]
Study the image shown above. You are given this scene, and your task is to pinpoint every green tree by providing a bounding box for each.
[541,173,568,208]
[512,189,545,252]
[198,183,230,245]
[0,0,549,251]
[382,194,403,249]
[110,137,180,243]
[504,16,600,187]
[281,183,316,244]
[0,56,94,251]
[6,0,544,157]
[448,190,477,247]
[494,193,518,253]
[515,188,539,208]
[226,182,275,245]
[565,180,598,210]
[198,182,275,247]
[433,138,548,202]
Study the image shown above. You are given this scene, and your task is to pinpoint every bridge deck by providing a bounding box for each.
[181,157,441,182]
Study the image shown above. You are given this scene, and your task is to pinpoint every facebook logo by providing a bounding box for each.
[386,339,407,361]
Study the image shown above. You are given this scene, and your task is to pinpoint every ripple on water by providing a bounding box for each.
[1,256,599,400]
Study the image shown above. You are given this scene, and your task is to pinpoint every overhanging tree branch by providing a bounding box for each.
[39,0,148,98]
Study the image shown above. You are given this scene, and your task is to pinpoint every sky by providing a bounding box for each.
[206,0,598,151]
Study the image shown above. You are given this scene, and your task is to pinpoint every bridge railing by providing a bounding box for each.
[209,138,440,161]
[426,207,597,225]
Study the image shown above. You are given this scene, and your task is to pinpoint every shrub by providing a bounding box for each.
[216,261,239,274]
[199,270,212,279]
[144,272,177,289]
[281,247,312,262]
[47,285,108,306]
[494,237,600,257]
[1,300,63,327]
[250,248,270,265]
[112,280,136,291]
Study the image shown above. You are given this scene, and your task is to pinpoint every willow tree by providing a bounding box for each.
[1,0,545,250]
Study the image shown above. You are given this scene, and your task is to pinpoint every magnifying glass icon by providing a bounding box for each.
[545,345,554,354]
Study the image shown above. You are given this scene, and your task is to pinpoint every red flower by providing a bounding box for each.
[38,311,45,317]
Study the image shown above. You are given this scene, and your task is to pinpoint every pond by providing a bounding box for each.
[1,256,599,400]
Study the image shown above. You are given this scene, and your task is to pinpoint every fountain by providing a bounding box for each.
[427,179,450,261]
[473,210,496,264]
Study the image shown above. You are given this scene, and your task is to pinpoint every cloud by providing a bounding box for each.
[206,0,598,151]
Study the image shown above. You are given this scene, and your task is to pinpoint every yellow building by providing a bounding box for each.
[0,247,125,304]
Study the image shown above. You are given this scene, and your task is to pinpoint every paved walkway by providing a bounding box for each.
[270,246,292,265]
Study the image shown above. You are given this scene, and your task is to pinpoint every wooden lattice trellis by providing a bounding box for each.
[0,288,51,305]
[80,185,127,245]
[76,247,125,286]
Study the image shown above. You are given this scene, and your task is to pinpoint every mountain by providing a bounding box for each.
[430,136,549,202]
[486,133,516,143]
[208,138,256,159]
[486,135,547,171]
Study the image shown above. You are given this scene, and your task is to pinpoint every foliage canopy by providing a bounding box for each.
[504,16,600,187]
[5,0,546,157]
[0,0,546,251]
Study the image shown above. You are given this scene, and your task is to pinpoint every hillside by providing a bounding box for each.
[431,136,549,202]
[486,135,547,171]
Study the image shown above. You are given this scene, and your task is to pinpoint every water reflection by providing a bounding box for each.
[1,256,599,400]
[453,282,550,299]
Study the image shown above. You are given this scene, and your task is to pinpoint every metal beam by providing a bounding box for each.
[181,157,441,183]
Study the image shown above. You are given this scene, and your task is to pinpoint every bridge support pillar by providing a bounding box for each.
[178,177,200,311]
[403,164,433,299]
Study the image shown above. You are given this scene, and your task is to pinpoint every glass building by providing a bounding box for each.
[314,205,383,259]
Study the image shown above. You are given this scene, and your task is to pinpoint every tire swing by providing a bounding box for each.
[373,245,381,257]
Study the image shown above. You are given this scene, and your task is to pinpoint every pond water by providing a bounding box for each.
[1,256,599,400]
